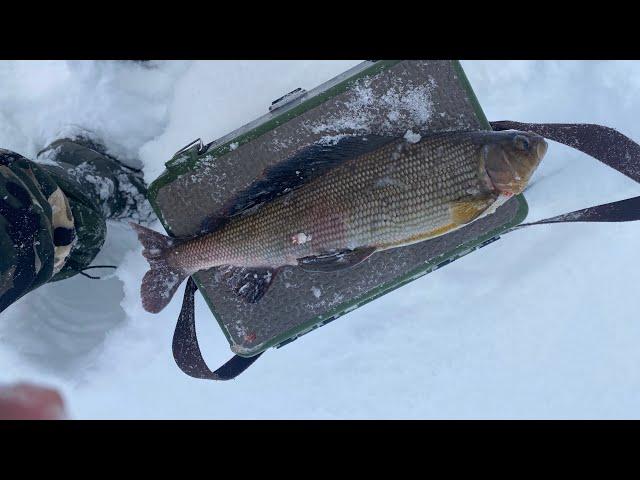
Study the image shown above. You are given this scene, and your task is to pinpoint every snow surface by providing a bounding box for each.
[1,60,640,419]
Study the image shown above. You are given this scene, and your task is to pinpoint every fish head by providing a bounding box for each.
[481,131,548,195]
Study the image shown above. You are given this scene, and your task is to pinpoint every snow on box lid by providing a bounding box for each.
[147,61,528,357]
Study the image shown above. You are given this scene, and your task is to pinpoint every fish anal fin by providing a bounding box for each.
[297,246,377,273]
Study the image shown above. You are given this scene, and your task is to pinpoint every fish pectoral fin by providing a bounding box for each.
[297,246,377,273]
[216,266,280,303]
[450,196,497,225]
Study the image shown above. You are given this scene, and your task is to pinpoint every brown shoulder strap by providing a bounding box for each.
[172,277,263,381]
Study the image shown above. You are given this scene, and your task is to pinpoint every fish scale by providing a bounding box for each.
[171,133,493,272]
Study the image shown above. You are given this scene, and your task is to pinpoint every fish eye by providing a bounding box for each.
[513,135,530,151]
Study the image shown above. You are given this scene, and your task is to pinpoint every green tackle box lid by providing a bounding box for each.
[147,60,528,357]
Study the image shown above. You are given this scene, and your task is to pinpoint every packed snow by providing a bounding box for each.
[1,60,640,419]
[310,74,435,136]
[404,129,422,143]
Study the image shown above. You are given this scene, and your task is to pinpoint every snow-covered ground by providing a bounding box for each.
[1,60,639,419]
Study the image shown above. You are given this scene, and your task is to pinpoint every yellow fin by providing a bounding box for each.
[378,222,459,249]
[422,222,458,238]
[376,195,499,251]
[451,196,496,225]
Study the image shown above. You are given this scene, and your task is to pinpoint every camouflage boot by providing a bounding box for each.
[0,136,153,313]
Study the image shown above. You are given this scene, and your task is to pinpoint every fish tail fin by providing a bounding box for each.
[130,222,188,314]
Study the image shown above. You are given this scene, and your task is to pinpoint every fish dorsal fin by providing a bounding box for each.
[297,246,377,273]
[198,135,398,235]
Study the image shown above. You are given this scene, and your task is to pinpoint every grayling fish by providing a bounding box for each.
[132,130,547,313]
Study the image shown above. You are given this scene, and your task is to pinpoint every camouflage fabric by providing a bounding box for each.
[0,150,58,312]
[0,137,151,313]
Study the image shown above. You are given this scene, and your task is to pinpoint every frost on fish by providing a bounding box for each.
[291,232,311,245]
[160,272,181,299]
